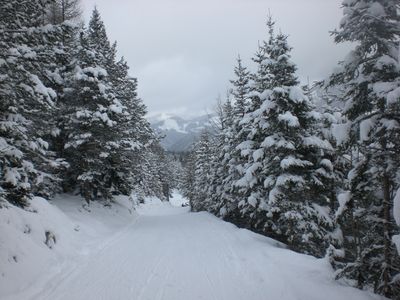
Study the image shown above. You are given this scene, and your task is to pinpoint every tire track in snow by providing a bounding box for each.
[27,216,142,300]
[136,248,168,300]
[21,200,380,300]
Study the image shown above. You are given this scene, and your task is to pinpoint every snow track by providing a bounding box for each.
[16,198,381,300]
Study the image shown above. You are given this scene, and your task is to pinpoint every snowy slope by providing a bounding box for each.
[0,194,136,299]
[2,193,383,300]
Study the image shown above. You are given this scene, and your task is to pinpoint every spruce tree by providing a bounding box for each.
[329,0,400,296]
[232,17,278,228]
[61,9,124,203]
[218,57,251,221]
[181,150,196,207]
[87,7,112,65]
[191,130,214,212]
[0,0,70,206]
[235,20,336,256]
[231,56,250,117]
[207,96,235,215]
[105,56,154,197]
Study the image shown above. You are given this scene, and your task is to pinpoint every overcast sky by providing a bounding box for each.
[81,0,349,117]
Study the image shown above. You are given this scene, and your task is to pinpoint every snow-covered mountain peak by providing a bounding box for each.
[148,113,214,152]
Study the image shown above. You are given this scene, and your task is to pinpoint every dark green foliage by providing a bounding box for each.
[328,0,400,297]
[1,2,165,208]
[59,8,165,204]
[0,0,70,207]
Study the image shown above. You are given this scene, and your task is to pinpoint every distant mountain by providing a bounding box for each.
[148,113,215,152]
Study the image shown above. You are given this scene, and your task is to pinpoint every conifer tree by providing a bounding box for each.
[207,96,235,214]
[87,7,112,64]
[105,56,154,197]
[329,0,400,296]
[191,131,214,212]
[0,0,70,206]
[219,56,252,220]
[232,17,278,226]
[235,19,336,256]
[181,151,197,207]
[231,56,250,117]
[61,9,124,203]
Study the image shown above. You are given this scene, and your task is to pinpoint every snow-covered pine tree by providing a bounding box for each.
[134,147,159,202]
[62,9,125,203]
[150,142,172,201]
[230,55,251,118]
[191,130,214,212]
[181,150,197,207]
[104,55,154,197]
[307,82,350,212]
[86,7,112,66]
[0,0,70,206]
[49,21,83,193]
[238,19,336,256]
[329,0,400,296]
[85,9,162,200]
[249,16,276,111]
[167,154,185,192]
[30,24,77,199]
[206,95,235,215]
[217,56,252,221]
[232,17,278,228]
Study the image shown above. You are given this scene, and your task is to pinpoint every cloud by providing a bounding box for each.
[81,0,350,116]
[136,56,218,114]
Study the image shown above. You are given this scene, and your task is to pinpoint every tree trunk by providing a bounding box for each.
[382,172,391,296]
[62,0,66,22]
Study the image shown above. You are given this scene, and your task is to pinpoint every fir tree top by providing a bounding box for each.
[87,7,111,56]
[230,55,250,117]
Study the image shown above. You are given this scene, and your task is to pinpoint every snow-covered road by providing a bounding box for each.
[24,196,380,300]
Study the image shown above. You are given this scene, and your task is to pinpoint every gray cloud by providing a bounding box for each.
[81,0,349,116]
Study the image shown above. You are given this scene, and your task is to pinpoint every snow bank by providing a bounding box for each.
[0,194,136,299]
[0,197,77,297]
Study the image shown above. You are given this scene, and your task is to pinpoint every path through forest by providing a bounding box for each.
[21,195,380,300]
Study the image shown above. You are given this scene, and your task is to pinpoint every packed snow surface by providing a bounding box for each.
[2,192,382,300]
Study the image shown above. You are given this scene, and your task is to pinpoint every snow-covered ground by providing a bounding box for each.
[1,192,383,300]
[0,194,137,300]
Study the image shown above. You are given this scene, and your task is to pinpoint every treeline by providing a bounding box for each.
[0,0,172,207]
[182,2,400,298]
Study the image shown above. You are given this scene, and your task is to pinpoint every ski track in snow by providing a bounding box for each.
[10,195,382,300]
